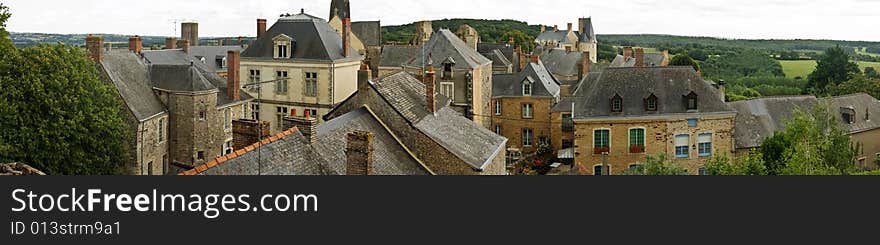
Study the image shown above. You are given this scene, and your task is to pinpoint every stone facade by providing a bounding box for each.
[400,65,493,128]
[852,129,880,170]
[492,97,554,154]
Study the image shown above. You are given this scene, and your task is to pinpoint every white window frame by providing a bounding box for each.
[440,82,455,101]
[628,127,646,153]
[157,118,165,144]
[222,140,233,156]
[304,72,319,97]
[275,70,289,95]
[698,132,713,158]
[276,106,289,130]
[593,164,611,176]
[495,125,502,135]
[495,100,502,116]
[522,103,533,119]
[522,80,532,96]
[675,134,690,159]
[223,109,232,132]
[522,128,534,147]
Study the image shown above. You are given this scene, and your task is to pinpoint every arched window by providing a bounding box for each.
[610,94,623,113]
[645,93,658,111]
[522,79,533,96]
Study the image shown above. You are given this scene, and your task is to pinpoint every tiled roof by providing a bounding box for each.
[351,21,381,47]
[100,51,166,121]
[729,96,819,149]
[493,62,560,98]
[241,12,361,62]
[406,29,492,69]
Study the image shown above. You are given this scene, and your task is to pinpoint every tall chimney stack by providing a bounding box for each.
[181,22,199,46]
[86,35,104,62]
[425,66,437,114]
[342,18,352,57]
[579,51,591,81]
[579,18,587,35]
[346,131,374,176]
[567,23,573,33]
[257,19,267,39]
[635,48,645,67]
[623,47,633,61]
[128,36,142,54]
[227,50,241,101]
[661,50,670,66]
[283,116,318,144]
[181,40,191,53]
[357,63,372,90]
[165,37,177,50]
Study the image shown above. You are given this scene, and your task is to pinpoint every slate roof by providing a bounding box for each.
[483,49,513,69]
[379,45,421,67]
[822,93,880,134]
[187,45,246,73]
[191,128,333,176]
[351,21,381,47]
[100,51,166,121]
[538,48,590,77]
[572,66,734,119]
[149,64,216,93]
[241,12,361,62]
[571,72,603,96]
[728,96,819,149]
[610,54,667,67]
[370,72,452,123]
[493,62,560,98]
[578,18,597,43]
[536,30,572,44]
[406,29,492,69]
[142,49,252,106]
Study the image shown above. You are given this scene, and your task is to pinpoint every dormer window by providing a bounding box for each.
[273,34,293,59]
[842,107,856,124]
[277,44,288,58]
[685,92,698,111]
[522,79,533,96]
[645,93,658,111]
[611,94,623,113]
[220,57,227,69]
[442,57,456,79]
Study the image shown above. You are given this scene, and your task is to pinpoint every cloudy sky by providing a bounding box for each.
[5,0,880,41]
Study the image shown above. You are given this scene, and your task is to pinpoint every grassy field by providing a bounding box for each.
[779,60,880,78]
[855,47,880,58]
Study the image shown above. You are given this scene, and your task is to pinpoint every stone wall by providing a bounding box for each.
[492,97,553,154]
[853,129,880,170]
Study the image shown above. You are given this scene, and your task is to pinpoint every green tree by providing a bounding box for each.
[828,74,880,99]
[669,53,701,72]
[806,45,860,93]
[0,14,130,175]
[704,152,768,176]
[500,30,535,53]
[760,106,858,175]
[701,50,785,80]
[864,67,880,79]
[621,155,689,176]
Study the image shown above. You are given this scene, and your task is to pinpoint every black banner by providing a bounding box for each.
[2,176,879,244]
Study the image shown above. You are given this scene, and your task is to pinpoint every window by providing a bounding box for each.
[594,165,606,176]
[157,118,165,143]
[675,134,690,158]
[629,128,645,153]
[611,94,623,112]
[562,113,574,132]
[645,94,658,111]
[249,69,261,83]
[277,44,288,58]
[304,72,318,97]
[495,125,502,135]
[440,82,455,100]
[224,109,232,131]
[495,100,502,116]
[198,111,206,121]
[197,151,205,161]
[306,109,318,119]
[276,106,289,130]
[842,108,856,124]
[688,119,699,127]
[220,57,227,69]
[442,63,454,79]
[686,92,698,110]
[594,129,610,154]
[222,141,233,156]
[147,161,153,176]
[522,103,533,119]
[699,167,708,176]
[275,71,289,94]
[250,104,260,121]
[698,133,713,157]
[522,80,532,96]
[522,128,534,147]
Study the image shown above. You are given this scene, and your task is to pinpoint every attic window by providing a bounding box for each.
[219,57,227,69]
[442,63,454,79]
[645,93,658,111]
[273,35,293,59]
[842,107,856,124]
[522,80,532,96]
[611,94,623,113]
[277,44,288,58]
[685,92,698,111]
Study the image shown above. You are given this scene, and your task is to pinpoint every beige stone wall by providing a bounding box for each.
[328,17,367,54]
[573,115,736,175]
[852,129,880,170]
[137,115,169,175]
[492,97,553,154]
[550,111,575,152]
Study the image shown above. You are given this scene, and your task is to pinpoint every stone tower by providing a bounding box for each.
[181,22,199,46]
[329,0,351,20]
[411,21,433,46]
[456,24,480,51]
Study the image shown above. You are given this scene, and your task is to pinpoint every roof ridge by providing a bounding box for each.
[179,127,301,176]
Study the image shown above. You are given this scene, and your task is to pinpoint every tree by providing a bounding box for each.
[0,3,13,68]
[828,74,880,99]
[621,155,689,176]
[759,106,858,175]
[864,67,880,79]
[806,45,860,93]
[701,50,785,80]
[500,30,535,53]
[669,53,701,73]
[704,153,768,176]
[0,35,130,174]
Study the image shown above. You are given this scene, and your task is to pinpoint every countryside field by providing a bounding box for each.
[780,60,880,78]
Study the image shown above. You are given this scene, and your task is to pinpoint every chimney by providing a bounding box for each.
[425,67,437,114]
[346,131,374,176]
[128,36,142,54]
[86,35,104,62]
[553,25,558,31]
[357,63,371,90]
[579,18,587,35]
[181,22,199,46]
[257,19,267,38]
[579,51,591,81]
[165,37,177,50]
[283,116,317,144]
[226,50,241,101]
[232,119,270,149]
[623,47,633,60]
[517,47,527,70]
[237,36,245,45]
[530,55,540,64]
[635,48,645,67]
[718,80,726,102]
[661,50,670,66]
[540,26,546,33]
[342,18,351,57]
[181,40,191,53]
[567,23,573,33]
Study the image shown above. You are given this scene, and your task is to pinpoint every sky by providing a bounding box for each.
[4,0,880,41]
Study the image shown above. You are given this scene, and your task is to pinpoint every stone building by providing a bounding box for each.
[382,29,494,128]
[325,67,508,175]
[90,35,252,175]
[478,41,522,75]
[825,93,880,169]
[456,24,480,51]
[241,10,363,134]
[492,58,561,155]
[410,21,434,46]
[610,47,670,67]
[535,18,597,63]
[328,0,382,76]
[570,66,736,175]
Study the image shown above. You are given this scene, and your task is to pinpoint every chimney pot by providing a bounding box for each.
[181,40,191,53]
[165,37,177,50]
[635,48,645,67]
[346,131,374,176]
[540,26,546,33]
[257,19,268,39]
[530,55,540,64]
[357,63,372,90]
[623,47,634,60]
[342,18,352,57]
[283,117,317,144]
[226,50,241,101]
[86,35,104,62]
[128,36,143,54]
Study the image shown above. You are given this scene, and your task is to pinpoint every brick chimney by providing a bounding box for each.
[86,35,104,62]
[567,23,573,33]
[579,18,587,35]
[232,119,270,149]
[357,63,371,90]
[342,18,352,57]
[530,55,540,64]
[165,37,177,50]
[283,117,317,144]
[226,50,241,101]
[128,36,142,54]
[578,51,591,81]
[181,40,191,53]
[623,47,633,60]
[517,46,527,70]
[257,19,267,39]
[635,48,645,67]
[346,131,374,176]
[425,66,437,114]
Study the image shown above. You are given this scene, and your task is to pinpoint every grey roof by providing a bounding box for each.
[329,0,350,19]
[572,67,735,119]
[578,18,597,43]
[536,30,572,43]
[822,93,880,134]
[610,54,667,67]
[406,29,492,69]
[187,45,245,73]
[351,21,381,47]
[729,96,819,149]
[539,48,590,77]
[478,43,517,67]
[552,96,579,112]
[312,107,429,175]
[142,49,252,106]
[493,62,560,98]
[199,130,332,175]
[483,49,512,68]
[241,12,361,62]
[379,45,421,67]
[100,51,166,121]
[149,64,216,93]
[571,72,603,96]
[371,72,507,170]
